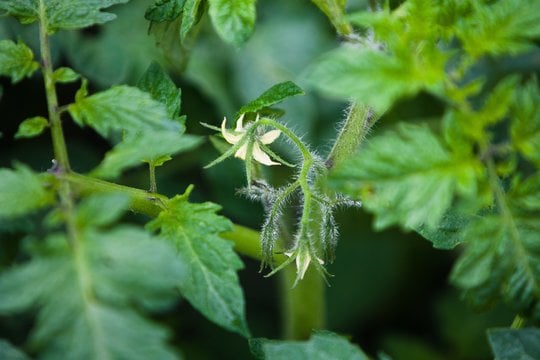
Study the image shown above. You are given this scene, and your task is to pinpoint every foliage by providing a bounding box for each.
[488,327,540,360]
[250,330,369,360]
[1,0,540,358]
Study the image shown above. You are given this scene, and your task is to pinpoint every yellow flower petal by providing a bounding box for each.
[235,114,245,132]
[252,142,281,166]
[234,144,248,160]
[260,129,281,144]
[221,117,242,144]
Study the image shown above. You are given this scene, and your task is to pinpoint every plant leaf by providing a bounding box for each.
[451,214,540,315]
[180,0,203,41]
[413,208,478,250]
[92,131,203,179]
[0,165,54,219]
[0,39,39,83]
[0,227,184,359]
[14,116,49,139]
[511,79,540,167]
[0,0,129,33]
[488,327,540,360]
[207,0,256,46]
[75,193,131,228]
[236,81,305,118]
[304,46,445,113]
[250,330,369,360]
[457,0,540,57]
[147,187,250,337]
[52,67,80,83]
[330,123,482,231]
[145,0,184,23]
[137,61,182,121]
[0,339,29,360]
[68,85,181,139]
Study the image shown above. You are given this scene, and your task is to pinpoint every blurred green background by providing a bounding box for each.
[0,0,514,358]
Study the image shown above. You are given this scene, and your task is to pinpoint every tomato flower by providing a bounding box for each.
[284,246,325,281]
[221,114,282,166]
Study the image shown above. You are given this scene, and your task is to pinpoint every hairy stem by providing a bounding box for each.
[255,118,327,339]
[258,118,312,160]
[38,0,70,171]
[326,102,376,169]
[281,265,325,339]
[148,163,157,193]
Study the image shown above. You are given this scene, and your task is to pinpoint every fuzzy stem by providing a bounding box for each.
[326,102,376,169]
[222,225,287,265]
[257,118,312,161]
[255,118,327,338]
[38,0,70,171]
[281,265,325,339]
[148,163,157,193]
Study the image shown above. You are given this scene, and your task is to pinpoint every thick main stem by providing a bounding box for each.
[281,266,325,339]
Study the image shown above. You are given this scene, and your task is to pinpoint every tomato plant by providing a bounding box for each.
[1,0,539,359]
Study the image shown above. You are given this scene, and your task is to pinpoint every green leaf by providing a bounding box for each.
[68,85,181,139]
[488,327,540,360]
[0,0,129,33]
[511,79,540,167]
[92,131,203,179]
[147,186,250,337]
[145,0,184,23]
[451,215,540,314]
[52,67,80,83]
[0,40,39,83]
[451,76,518,141]
[250,330,369,360]
[330,123,482,231]
[414,208,477,250]
[237,81,305,118]
[137,61,182,121]
[0,340,30,360]
[207,0,256,45]
[510,173,540,213]
[180,0,203,42]
[0,165,54,219]
[304,46,445,113]
[0,227,184,359]
[75,193,131,227]
[457,0,540,57]
[14,116,49,139]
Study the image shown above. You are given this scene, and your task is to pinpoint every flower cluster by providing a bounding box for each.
[206,113,358,285]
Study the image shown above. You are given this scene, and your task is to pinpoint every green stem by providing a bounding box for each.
[148,162,157,193]
[281,265,325,339]
[511,315,526,329]
[61,172,285,264]
[62,172,168,217]
[256,117,327,339]
[326,102,376,169]
[222,225,286,265]
[38,0,70,171]
[258,118,312,161]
